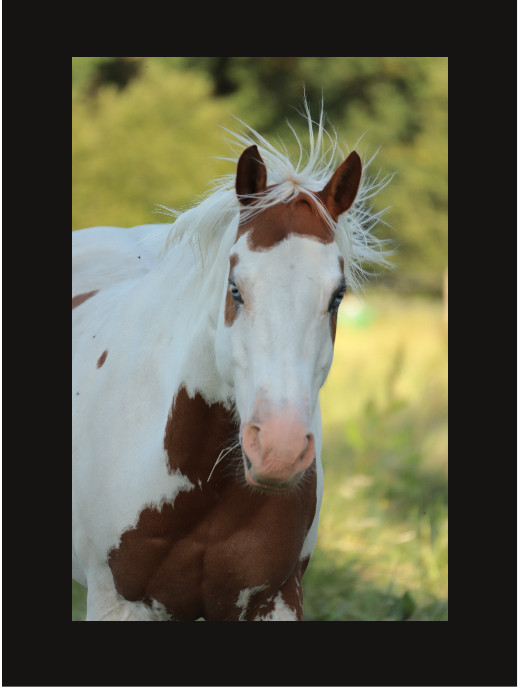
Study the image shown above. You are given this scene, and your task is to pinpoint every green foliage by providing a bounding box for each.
[163,58,448,294]
[72,62,237,229]
[303,293,448,621]
[72,580,87,621]
[72,57,447,294]
[72,61,447,620]
[72,57,110,95]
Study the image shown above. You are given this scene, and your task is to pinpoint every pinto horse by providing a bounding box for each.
[72,112,390,620]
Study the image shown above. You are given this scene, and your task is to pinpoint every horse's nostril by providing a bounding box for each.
[244,453,252,470]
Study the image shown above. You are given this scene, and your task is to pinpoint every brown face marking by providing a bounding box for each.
[107,384,317,620]
[224,254,240,327]
[72,289,99,310]
[330,310,338,344]
[96,350,108,368]
[237,193,334,252]
[330,257,345,344]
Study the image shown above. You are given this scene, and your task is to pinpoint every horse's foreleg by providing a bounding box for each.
[84,567,163,621]
[249,566,304,621]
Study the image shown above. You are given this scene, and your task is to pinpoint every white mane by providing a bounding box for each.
[160,102,393,294]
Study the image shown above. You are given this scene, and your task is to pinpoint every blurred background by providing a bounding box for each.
[72,57,448,621]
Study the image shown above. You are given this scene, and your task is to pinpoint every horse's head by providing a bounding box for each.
[215,145,362,493]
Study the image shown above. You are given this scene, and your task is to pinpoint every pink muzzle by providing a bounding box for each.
[241,412,315,492]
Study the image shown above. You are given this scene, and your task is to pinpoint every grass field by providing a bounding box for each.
[72,292,448,621]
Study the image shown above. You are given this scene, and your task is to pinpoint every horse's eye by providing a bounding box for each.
[328,285,346,312]
[229,279,244,304]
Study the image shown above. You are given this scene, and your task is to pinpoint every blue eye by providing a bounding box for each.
[328,284,346,312]
[229,279,244,304]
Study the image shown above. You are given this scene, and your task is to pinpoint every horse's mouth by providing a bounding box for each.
[242,452,297,493]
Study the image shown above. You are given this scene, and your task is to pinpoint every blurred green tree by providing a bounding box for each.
[72,57,447,294]
[161,57,448,293]
[72,62,237,229]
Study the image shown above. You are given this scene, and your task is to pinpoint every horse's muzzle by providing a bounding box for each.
[241,415,315,492]
[242,451,300,492]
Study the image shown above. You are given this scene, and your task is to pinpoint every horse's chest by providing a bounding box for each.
[108,472,316,621]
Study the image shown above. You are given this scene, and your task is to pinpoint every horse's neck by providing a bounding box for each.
[144,243,233,407]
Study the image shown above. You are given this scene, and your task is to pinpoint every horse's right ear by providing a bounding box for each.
[236,145,267,205]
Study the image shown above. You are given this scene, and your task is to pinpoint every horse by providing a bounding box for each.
[72,107,390,621]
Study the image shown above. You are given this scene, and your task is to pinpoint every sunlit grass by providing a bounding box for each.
[72,580,87,621]
[72,293,447,621]
[303,291,447,620]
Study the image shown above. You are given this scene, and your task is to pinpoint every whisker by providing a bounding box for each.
[207,441,241,482]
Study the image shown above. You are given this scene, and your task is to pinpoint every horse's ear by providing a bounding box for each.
[319,151,362,220]
[236,145,267,205]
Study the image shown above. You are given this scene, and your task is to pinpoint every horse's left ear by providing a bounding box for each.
[236,145,267,205]
[319,151,362,220]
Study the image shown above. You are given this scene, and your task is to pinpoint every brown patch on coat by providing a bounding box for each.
[163,385,238,477]
[300,554,311,577]
[96,350,108,368]
[237,559,305,621]
[107,385,317,621]
[224,253,240,327]
[237,193,334,252]
[72,289,99,309]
